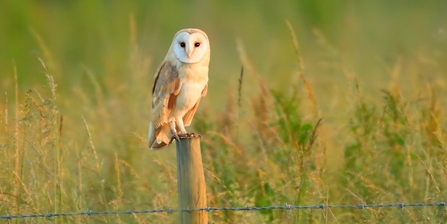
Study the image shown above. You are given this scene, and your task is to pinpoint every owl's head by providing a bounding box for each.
[172,29,210,64]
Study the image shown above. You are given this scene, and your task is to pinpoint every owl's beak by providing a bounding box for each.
[186,48,193,58]
[185,43,195,58]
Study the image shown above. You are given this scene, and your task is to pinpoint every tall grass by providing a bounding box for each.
[1,37,447,224]
[1,1,447,223]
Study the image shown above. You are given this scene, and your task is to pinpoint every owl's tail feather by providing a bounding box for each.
[148,122,171,150]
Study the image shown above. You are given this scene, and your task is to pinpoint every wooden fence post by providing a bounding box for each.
[176,136,208,224]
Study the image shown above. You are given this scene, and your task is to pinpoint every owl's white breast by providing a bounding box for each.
[169,61,209,119]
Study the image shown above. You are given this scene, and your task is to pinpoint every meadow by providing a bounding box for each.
[1,1,447,223]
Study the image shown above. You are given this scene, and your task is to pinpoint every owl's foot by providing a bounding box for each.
[179,133,202,138]
[189,133,202,138]
[169,132,180,144]
[170,133,202,144]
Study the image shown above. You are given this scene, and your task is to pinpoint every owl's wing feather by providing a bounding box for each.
[151,61,181,124]
[183,84,207,127]
[148,61,181,149]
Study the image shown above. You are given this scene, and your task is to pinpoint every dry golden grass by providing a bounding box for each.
[1,1,447,223]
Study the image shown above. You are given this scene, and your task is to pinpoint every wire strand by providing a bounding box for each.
[1,202,445,219]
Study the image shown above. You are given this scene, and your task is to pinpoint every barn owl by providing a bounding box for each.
[148,28,210,149]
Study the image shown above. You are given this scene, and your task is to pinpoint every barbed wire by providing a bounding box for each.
[1,202,445,220]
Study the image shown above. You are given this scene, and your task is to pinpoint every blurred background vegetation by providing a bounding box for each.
[1,0,447,223]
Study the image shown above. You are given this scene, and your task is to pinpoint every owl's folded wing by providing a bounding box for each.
[148,61,182,148]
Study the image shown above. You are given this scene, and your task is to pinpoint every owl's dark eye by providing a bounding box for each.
[194,42,200,47]
[180,42,185,48]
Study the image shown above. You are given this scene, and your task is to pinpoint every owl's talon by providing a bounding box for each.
[189,133,201,138]
[177,133,189,139]
[169,133,180,144]
[182,133,202,138]
[169,133,202,144]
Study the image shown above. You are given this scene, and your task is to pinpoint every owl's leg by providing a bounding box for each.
[175,117,187,134]
[169,121,179,144]
[176,117,194,138]
[170,118,199,141]
[175,123,202,138]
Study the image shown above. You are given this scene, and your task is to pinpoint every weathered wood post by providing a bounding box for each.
[176,136,207,224]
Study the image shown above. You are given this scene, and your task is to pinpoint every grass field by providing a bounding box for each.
[1,1,447,223]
